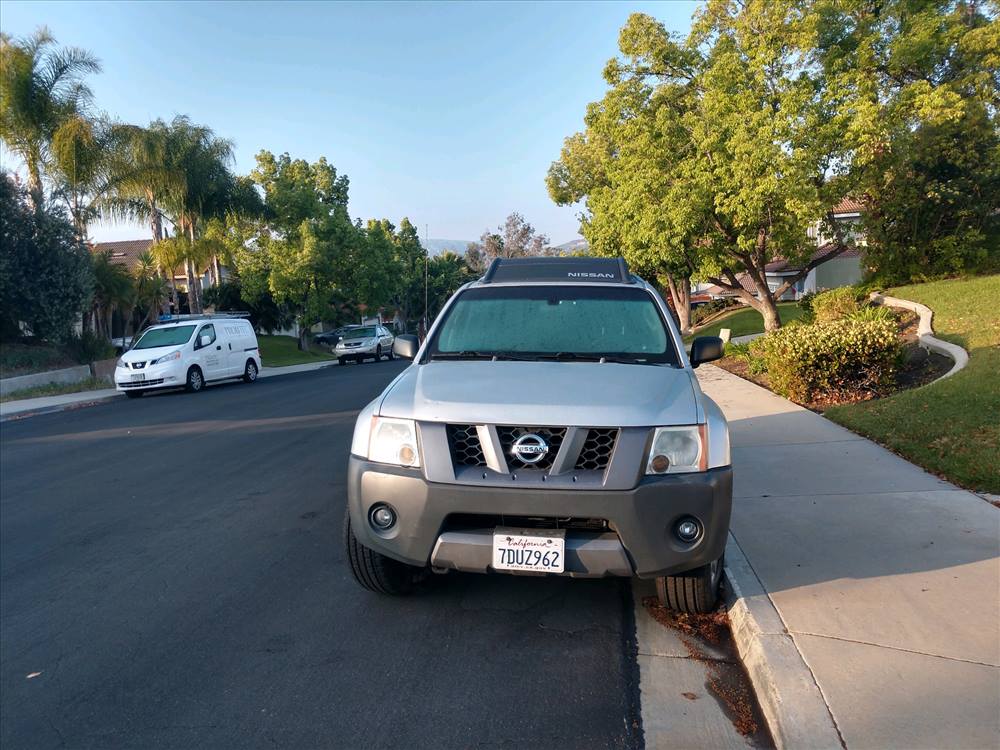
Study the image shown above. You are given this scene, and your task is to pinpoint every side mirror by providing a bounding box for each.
[690,336,724,368]
[392,334,420,360]
[199,334,211,348]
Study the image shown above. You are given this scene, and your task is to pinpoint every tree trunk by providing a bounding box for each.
[27,160,44,214]
[185,221,202,314]
[663,273,692,335]
[298,322,309,352]
[758,294,782,332]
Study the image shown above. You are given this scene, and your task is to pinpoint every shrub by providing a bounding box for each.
[691,298,739,326]
[811,287,860,323]
[749,318,901,402]
[65,331,116,364]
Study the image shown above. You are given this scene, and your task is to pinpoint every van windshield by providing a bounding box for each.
[132,325,196,350]
[427,286,679,365]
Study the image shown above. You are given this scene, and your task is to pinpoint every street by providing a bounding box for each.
[1,363,647,749]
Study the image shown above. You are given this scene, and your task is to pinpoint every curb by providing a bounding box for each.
[870,292,969,381]
[0,393,123,422]
[723,533,845,750]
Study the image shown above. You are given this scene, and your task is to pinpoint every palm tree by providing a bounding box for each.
[133,251,168,330]
[0,28,100,211]
[91,250,133,341]
[150,237,186,313]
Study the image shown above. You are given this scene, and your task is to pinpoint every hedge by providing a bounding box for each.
[749,318,901,402]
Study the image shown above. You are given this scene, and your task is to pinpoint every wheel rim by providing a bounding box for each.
[247,362,257,380]
[190,371,202,390]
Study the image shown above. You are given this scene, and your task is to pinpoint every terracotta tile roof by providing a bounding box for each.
[90,239,188,278]
[832,196,864,214]
[90,239,154,269]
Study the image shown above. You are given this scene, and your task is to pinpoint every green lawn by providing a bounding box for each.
[825,275,1000,493]
[257,335,336,368]
[0,376,112,403]
[686,302,806,342]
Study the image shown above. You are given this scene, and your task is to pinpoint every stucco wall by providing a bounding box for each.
[815,256,862,290]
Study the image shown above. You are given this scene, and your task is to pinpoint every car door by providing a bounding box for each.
[193,323,225,381]
[379,326,393,349]
[224,322,248,375]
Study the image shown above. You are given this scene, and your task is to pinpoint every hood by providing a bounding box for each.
[122,344,180,362]
[378,360,699,427]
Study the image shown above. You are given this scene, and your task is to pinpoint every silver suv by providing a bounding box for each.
[343,257,731,613]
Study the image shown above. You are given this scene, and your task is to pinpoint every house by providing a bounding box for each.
[701,198,866,301]
[90,238,222,310]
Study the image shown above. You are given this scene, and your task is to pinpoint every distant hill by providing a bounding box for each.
[425,238,475,256]
[552,238,589,254]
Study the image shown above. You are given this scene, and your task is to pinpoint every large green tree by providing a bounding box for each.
[550,7,859,331]
[0,175,93,341]
[815,0,999,281]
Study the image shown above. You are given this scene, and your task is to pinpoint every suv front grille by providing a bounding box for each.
[446,424,486,467]
[443,513,609,532]
[574,428,619,471]
[497,426,566,471]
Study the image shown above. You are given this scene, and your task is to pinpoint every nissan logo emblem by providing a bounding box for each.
[511,433,549,464]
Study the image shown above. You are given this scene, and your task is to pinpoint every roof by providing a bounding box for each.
[480,256,632,285]
[765,244,862,274]
[831,197,864,214]
[90,239,154,268]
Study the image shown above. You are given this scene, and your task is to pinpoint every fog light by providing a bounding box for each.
[370,505,396,530]
[650,454,671,474]
[675,517,701,543]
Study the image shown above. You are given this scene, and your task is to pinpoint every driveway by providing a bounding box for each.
[0,362,766,749]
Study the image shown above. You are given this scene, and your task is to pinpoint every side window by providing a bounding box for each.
[196,324,216,349]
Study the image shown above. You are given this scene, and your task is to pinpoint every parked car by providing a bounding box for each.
[334,325,395,365]
[115,314,261,398]
[315,325,360,347]
[343,257,731,613]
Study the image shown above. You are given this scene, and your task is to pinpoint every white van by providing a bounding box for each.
[115,314,262,398]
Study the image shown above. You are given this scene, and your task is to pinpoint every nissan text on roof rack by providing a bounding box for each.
[344,257,732,613]
[114,312,262,398]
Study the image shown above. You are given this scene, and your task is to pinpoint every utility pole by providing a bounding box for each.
[424,223,429,338]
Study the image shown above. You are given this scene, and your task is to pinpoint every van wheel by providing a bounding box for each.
[243,359,258,383]
[185,366,204,393]
[343,508,419,595]
[125,390,143,399]
[656,555,723,614]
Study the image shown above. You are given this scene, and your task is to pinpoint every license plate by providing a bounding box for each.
[492,528,565,573]
[130,373,146,382]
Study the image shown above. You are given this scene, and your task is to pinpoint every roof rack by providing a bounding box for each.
[480,256,632,284]
[156,311,251,324]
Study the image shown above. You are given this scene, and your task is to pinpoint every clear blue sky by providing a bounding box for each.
[1,0,698,245]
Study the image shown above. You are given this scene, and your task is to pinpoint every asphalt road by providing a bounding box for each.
[0,362,643,749]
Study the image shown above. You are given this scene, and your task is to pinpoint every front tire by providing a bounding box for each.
[656,555,723,614]
[243,359,258,383]
[375,344,383,361]
[343,509,420,595]
[185,366,204,393]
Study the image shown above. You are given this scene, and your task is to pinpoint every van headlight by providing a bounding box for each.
[151,350,181,365]
[646,426,707,474]
[368,417,421,468]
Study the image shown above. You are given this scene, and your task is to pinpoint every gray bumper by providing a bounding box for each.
[347,457,733,579]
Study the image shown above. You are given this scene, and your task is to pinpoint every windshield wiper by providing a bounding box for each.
[428,351,536,361]
[534,352,654,365]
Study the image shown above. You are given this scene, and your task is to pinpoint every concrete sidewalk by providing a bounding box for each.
[0,360,337,420]
[697,365,1000,749]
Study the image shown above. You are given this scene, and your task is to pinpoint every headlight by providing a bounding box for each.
[116,358,129,369]
[646,425,707,474]
[151,350,181,365]
[368,417,421,467]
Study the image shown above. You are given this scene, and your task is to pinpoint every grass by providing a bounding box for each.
[257,334,336,368]
[686,302,806,343]
[825,274,1000,494]
[0,377,112,403]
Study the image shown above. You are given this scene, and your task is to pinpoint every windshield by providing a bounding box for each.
[132,325,196,350]
[345,327,377,339]
[427,286,679,365]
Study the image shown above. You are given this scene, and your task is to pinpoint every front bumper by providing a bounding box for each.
[347,457,732,578]
[336,343,377,357]
[114,362,183,390]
